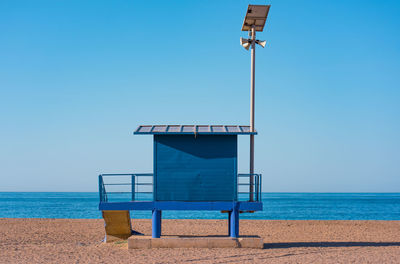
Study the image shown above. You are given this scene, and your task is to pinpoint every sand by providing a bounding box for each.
[0,219,399,263]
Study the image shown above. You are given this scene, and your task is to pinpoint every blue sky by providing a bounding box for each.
[0,0,399,192]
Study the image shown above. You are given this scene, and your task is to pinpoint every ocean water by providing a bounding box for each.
[0,192,399,220]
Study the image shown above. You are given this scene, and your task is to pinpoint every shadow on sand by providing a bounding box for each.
[264,241,400,249]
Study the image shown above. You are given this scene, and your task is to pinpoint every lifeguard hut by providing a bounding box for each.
[99,125,262,238]
[98,4,270,244]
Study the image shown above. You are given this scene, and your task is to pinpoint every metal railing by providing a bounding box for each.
[99,173,153,202]
[237,173,262,202]
[99,173,262,202]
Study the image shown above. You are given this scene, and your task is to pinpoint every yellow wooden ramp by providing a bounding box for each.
[102,210,132,242]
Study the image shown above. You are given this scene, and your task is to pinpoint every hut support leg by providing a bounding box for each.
[228,212,231,236]
[152,209,162,238]
[229,209,239,238]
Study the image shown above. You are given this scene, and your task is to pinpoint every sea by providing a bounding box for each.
[0,192,399,220]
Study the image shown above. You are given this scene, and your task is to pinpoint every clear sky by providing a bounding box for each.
[0,0,399,192]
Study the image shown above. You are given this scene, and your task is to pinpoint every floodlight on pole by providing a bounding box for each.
[240,4,270,202]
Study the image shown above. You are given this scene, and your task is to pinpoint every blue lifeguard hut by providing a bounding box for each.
[98,125,262,238]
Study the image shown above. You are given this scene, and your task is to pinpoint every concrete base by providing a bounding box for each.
[128,235,263,249]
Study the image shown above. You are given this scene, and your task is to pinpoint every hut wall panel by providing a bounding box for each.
[154,135,237,201]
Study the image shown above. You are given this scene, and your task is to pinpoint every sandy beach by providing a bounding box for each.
[0,218,399,263]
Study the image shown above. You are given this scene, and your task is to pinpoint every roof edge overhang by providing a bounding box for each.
[134,125,257,135]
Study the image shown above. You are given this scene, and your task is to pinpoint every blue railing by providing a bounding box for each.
[99,173,262,203]
[99,173,153,202]
[237,173,262,202]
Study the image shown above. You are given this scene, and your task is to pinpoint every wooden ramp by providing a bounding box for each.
[102,210,132,242]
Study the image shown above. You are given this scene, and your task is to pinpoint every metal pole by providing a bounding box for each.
[152,209,162,238]
[249,25,256,202]
[229,208,239,238]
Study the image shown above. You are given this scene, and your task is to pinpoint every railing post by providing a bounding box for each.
[255,174,259,202]
[260,174,262,201]
[250,174,253,202]
[131,175,135,201]
[98,175,103,202]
